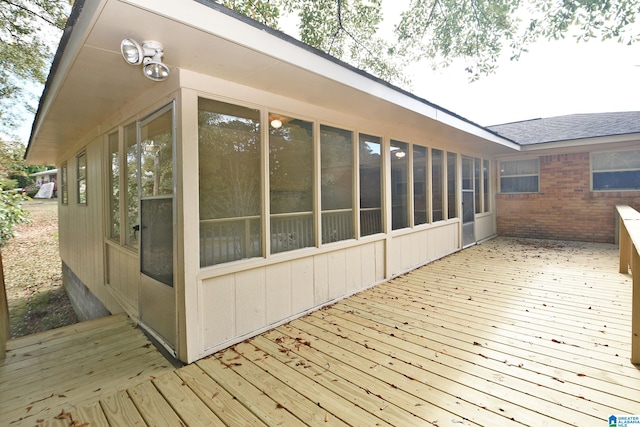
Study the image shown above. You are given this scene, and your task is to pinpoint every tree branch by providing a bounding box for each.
[0,0,64,29]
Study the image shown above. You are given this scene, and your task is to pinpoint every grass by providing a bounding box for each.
[2,199,77,338]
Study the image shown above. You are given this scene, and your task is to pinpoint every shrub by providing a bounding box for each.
[0,188,29,246]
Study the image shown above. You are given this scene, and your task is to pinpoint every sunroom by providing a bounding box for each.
[25,0,519,363]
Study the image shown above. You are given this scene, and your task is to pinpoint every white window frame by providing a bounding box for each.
[499,158,539,194]
[591,149,640,192]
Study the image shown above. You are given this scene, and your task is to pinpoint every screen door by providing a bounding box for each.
[138,103,176,350]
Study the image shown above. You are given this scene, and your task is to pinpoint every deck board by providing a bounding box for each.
[1,313,174,426]
[4,237,639,426]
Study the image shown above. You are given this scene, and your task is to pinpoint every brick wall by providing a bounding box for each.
[496,152,640,243]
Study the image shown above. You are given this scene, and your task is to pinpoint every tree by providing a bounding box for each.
[0,0,69,137]
[218,0,639,82]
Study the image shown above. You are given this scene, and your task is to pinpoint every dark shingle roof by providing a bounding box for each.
[487,111,640,145]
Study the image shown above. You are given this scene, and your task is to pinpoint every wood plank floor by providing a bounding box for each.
[1,313,176,426]
[9,237,640,426]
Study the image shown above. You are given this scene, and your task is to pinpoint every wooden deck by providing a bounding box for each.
[1,313,175,426]
[5,237,640,426]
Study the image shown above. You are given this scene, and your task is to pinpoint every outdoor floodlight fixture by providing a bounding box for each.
[121,38,170,82]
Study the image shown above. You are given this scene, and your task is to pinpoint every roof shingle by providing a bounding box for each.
[487,111,640,145]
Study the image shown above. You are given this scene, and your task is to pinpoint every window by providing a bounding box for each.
[76,152,87,204]
[124,123,139,248]
[60,163,68,205]
[413,145,428,225]
[474,158,481,214]
[359,134,382,236]
[483,159,490,212]
[447,152,458,219]
[269,114,315,253]
[391,140,409,230]
[198,98,262,266]
[108,132,120,240]
[321,125,354,243]
[500,159,539,193]
[431,149,444,221]
[592,150,640,191]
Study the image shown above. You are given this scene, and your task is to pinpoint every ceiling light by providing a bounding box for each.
[121,38,170,81]
[270,119,283,129]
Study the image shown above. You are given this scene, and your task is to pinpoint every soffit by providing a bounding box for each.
[27,0,516,165]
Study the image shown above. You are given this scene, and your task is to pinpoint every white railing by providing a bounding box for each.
[271,212,314,254]
[200,216,261,266]
[616,205,640,365]
[200,208,384,266]
[360,208,382,236]
[321,209,354,243]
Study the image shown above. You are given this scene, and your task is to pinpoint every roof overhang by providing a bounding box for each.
[25,0,518,165]
[520,132,640,152]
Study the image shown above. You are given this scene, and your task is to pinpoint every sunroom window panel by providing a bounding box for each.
[60,163,68,205]
[474,158,481,214]
[359,134,383,236]
[198,98,262,266]
[269,115,315,253]
[413,145,428,225]
[432,149,444,222]
[108,132,120,241]
[391,140,409,230]
[447,152,458,219]
[483,159,490,212]
[77,152,87,205]
[321,125,354,244]
[124,123,139,248]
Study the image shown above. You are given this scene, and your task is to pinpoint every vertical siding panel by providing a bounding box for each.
[345,246,361,293]
[388,238,400,276]
[375,240,385,281]
[235,269,266,336]
[327,251,346,300]
[410,233,421,268]
[202,276,235,347]
[266,263,291,324]
[360,243,376,287]
[313,253,329,304]
[291,258,314,314]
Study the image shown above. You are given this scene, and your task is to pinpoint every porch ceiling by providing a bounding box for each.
[26,0,517,165]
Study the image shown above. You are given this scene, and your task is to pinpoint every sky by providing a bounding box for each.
[13,2,640,142]
[375,1,640,127]
[405,38,640,127]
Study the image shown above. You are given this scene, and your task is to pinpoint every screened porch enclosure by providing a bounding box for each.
[196,95,494,268]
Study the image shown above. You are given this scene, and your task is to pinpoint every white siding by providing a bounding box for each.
[199,240,387,356]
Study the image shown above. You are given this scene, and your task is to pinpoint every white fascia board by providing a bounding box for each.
[520,133,640,151]
[27,0,108,160]
[125,0,518,150]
